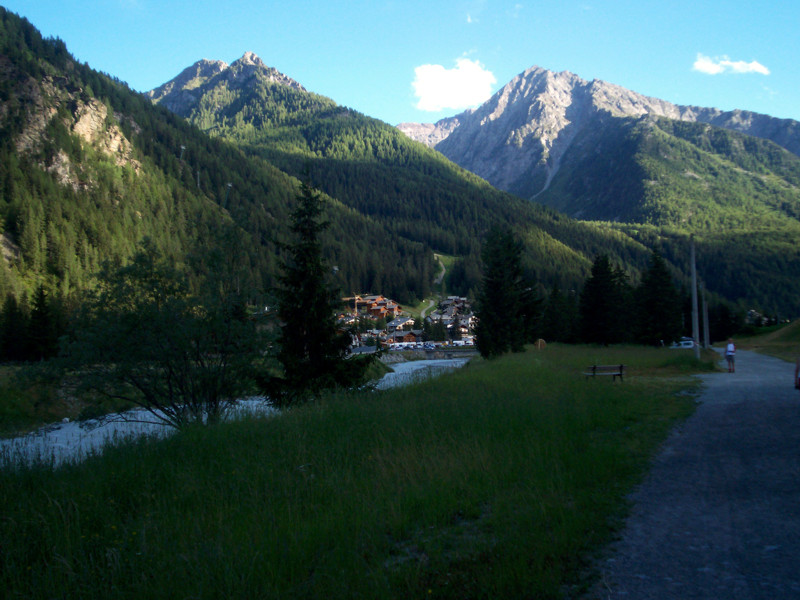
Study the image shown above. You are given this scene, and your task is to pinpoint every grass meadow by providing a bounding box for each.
[0,345,712,599]
[735,318,800,362]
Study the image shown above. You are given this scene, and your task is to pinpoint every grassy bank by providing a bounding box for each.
[734,319,800,363]
[0,366,64,438]
[1,345,705,599]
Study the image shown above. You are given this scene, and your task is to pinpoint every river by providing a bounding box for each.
[1,358,470,467]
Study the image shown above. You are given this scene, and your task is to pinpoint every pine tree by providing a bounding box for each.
[541,283,578,343]
[0,293,29,361]
[270,180,372,405]
[27,285,59,360]
[579,254,630,345]
[635,250,682,345]
[475,226,534,358]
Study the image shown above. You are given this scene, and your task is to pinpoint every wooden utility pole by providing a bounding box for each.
[691,236,700,359]
[701,281,710,349]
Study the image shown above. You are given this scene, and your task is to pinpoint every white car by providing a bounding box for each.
[670,338,695,349]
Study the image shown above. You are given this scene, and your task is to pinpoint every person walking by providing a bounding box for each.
[725,338,736,373]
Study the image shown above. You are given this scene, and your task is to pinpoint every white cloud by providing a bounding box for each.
[693,53,770,75]
[412,58,497,112]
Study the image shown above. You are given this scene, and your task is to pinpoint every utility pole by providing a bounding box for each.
[691,235,700,359]
[701,280,710,349]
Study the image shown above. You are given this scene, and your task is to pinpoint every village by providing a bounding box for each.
[338,294,476,350]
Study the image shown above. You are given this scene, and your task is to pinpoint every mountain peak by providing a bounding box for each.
[147,53,305,116]
[231,50,264,68]
[399,64,800,200]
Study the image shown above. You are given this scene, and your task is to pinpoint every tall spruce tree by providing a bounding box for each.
[579,254,631,345]
[27,285,59,361]
[541,283,578,343]
[0,293,29,362]
[475,226,533,358]
[270,180,371,404]
[635,250,682,345]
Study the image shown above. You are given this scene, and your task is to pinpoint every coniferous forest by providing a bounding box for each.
[0,6,795,367]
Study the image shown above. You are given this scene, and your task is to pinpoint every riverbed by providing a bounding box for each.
[1,358,470,467]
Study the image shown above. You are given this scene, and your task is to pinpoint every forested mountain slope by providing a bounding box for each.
[1,10,649,307]
[0,10,440,304]
[3,7,797,318]
[148,52,664,295]
[398,66,800,316]
[150,54,800,315]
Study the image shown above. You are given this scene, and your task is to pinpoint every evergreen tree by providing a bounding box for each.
[519,281,543,344]
[579,255,630,345]
[635,250,682,345]
[475,227,532,358]
[27,285,59,360]
[0,293,29,361]
[269,180,372,405]
[541,283,578,343]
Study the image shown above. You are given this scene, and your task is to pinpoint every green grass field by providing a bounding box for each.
[0,345,709,599]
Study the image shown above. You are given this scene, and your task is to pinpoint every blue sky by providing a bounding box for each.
[5,0,799,125]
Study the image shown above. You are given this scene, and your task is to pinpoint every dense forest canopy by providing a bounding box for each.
[1,7,798,322]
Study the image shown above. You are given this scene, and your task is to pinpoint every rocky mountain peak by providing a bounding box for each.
[400,64,800,200]
[234,51,263,68]
[147,52,305,116]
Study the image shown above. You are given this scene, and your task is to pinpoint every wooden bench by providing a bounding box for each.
[583,364,625,382]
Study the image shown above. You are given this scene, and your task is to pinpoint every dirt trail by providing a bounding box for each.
[594,349,800,599]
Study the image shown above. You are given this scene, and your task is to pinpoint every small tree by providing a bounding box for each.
[268,180,372,405]
[61,239,264,429]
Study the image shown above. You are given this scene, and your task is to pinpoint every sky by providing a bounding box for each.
[4,0,799,125]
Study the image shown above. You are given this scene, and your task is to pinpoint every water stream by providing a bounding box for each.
[0,358,470,467]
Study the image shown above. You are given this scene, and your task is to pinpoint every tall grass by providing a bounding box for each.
[0,345,701,599]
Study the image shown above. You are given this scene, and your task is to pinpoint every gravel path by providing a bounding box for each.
[594,349,800,599]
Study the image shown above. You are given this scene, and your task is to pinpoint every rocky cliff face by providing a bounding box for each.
[399,66,800,200]
[4,54,138,191]
[146,51,305,117]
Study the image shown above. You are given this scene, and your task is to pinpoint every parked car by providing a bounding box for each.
[670,337,695,349]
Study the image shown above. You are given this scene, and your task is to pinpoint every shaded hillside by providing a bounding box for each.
[538,116,800,230]
[148,53,657,294]
[4,8,794,317]
[1,10,639,307]
[398,65,800,316]
[0,10,441,304]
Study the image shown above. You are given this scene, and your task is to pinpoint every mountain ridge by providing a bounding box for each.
[398,65,800,201]
[3,5,799,319]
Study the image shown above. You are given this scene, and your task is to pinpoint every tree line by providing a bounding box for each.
[475,227,742,359]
